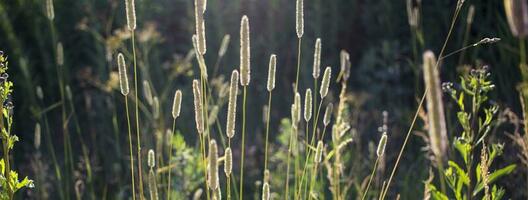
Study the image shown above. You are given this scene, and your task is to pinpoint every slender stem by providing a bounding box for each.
[361,157,380,200]
[297,100,323,197]
[239,86,247,199]
[308,164,319,200]
[285,126,295,200]
[167,118,176,200]
[521,37,526,65]
[199,75,211,200]
[124,98,136,200]
[294,38,302,92]
[264,91,272,170]
[227,138,232,200]
[380,3,462,199]
[131,32,145,200]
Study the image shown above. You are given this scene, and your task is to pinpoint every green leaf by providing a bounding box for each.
[473,164,516,195]
[454,139,470,165]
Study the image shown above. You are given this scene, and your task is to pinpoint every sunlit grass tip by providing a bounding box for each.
[240,15,251,86]
[125,0,136,31]
[296,0,304,38]
[226,70,239,138]
[304,89,312,122]
[267,54,276,92]
[320,67,332,98]
[312,38,321,79]
[117,53,129,96]
[208,139,219,190]
[172,90,182,119]
[192,79,204,134]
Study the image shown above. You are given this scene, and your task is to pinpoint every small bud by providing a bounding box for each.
[148,149,156,168]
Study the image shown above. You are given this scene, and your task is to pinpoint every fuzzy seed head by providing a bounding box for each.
[148,149,155,168]
[34,123,41,149]
[312,38,322,79]
[304,89,312,122]
[240,15,251,86]
[46,0,55,20]
[194,0,206,55]
[314,140,323,163]
[224,147,232,175]
[172,90,182,119]
[125,0,136,30]
[323,103,333,126]
[208,140,219,190]
[320,67,332,98]
[117,53,129,96]
[36,86,44,100]
[218,34,230,57]
[267,54,277,91]
[193,189,203,200]
[296,0,304,38]
[262,182,270,200]
[467,5,475,25]
[340,50,351,81]
[192,35,208,79]
[65,85,72,101]
[152,96,160,119]
[423,51,448,162]
[226,70,239,138]
[291,104,298,130]
[143,80,153,105]
[294,92,301,123]
[192,80,204,134]
[376,133,388,157]
[57,42,64,66]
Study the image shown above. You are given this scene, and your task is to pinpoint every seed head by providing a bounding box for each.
[291,104,298,130]
[143,80,153,105]
[152,96,160,119]
[36,86,44,100]
[57,42,64,66]
[117,53,129,96]
[314,140,323,163]
[148,149,155,168]
[224,147,232,175]
[267,54,277,92]
[262,182,270,200]
[226,70,239,138]
[46,0,55,20]
[263,169,270,183]
[34,123,41,149]
[192,80,204,134]
[467,5,475,25]
[65,85,72,101]
[320,67,332,98]
[172,90,182,119]
[423,51,448,162]
[192,35,208,78]
[240,15,251,86]
[194,0,206,54]
[304,89,312,122]
[376,133,388,157]
[340,50,351,81]
[218,34,230,57]
[294,92,301,124]
[208,140,219,189]
[296,0,304,38]
[323,103,333,126]
[312,38,321,79]
[125,0,136,30]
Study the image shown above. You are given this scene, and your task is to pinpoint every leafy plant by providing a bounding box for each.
[0,51,33,199]
[427,66,516,200]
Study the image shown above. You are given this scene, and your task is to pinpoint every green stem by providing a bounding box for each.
[360,157,379,200]
[295,38,302,92]
[297,100,323,197]
[264,91,272,171]
[167,118,176,200]
[131,32,145,200]
[125,99,136,200]
[239,86,247,199]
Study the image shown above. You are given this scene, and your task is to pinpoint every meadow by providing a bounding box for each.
[0,0,527,199]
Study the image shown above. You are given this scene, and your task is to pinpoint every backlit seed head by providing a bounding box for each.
[172,90,182,119]
[340,50,351,81]
[46,0,55,20]
[192,35,208,78]
[320,67,332,98]
[423,51,448,162]
[125,0,136,31]
[152,96,160,119]
[193,189,203,200]
[267,54,277,92]
[226,70,239,138]
[143,80,153,105]
[218,34,230,57]
[36,86,44,100]
[263,169,270,183]
[117,53,129,96]
[240,15,251,86]
[65,85,72,101]
[323,103,333,126]
[314,140,323,163]
[148,149,155,168]
[192,80,204,134]
[312,38,321,79]
[262,182,270,200]
[34,123,41,149]
[376,133,387,157]
[194,0,206,55]
[57,42,64,66]
[224,147,232,175]
[296,0,304,38]
[208,140,219,189]
[304,89,312,121]
[294,92,301,124]
[467,5,475,25]
[291,104,298,130]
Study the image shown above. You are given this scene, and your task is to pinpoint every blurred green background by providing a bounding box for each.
[0,0,526,199]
